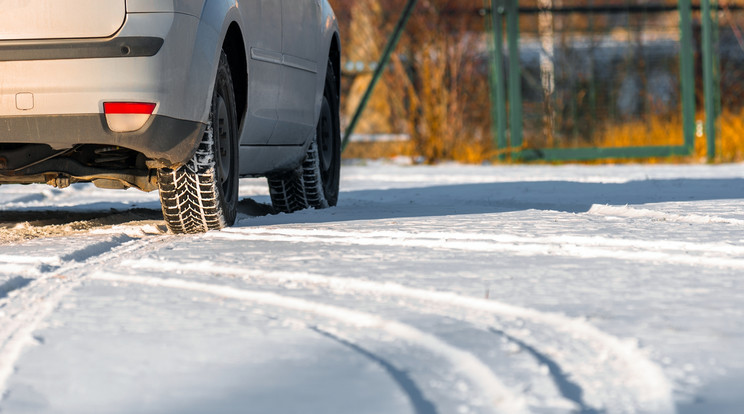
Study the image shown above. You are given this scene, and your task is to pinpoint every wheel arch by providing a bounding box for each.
[221,22,248,133]
[191,0,244,125]
[311,1,341,148]
[329,32,341,101]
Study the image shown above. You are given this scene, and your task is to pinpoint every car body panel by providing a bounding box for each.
[270,0,320,146]
[126,0,205,18]
[0,0,126,41]
[238,0,282,145]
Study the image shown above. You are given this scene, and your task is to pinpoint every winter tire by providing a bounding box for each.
[268,60,341,213]
[157,51,239,234]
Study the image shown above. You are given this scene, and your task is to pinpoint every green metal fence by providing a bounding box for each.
[340,0,729,163]
[484,0,721,162]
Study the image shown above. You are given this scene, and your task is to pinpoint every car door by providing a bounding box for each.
[239,0,282,145]
[270,0,321,145]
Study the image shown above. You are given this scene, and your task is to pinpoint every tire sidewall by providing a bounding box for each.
[213,53,239,225]
[319,62,341,206]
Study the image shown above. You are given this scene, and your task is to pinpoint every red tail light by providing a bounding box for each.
[104,102,157,115]
[104,102,157,132]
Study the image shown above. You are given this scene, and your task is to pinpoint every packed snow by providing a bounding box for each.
[0,162,742,414]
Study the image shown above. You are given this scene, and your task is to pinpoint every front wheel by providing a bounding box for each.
[268,60,341,213]
[157,51,239,234]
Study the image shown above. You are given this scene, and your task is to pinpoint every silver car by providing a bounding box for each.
[0,0,342,234]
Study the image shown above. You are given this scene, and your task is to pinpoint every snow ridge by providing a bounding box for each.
[0,255,61,276]
[209,228,744,269]
[588,204,744,225]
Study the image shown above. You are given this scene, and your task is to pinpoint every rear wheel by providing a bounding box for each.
[268,60,340,213]
[157,51,239,234]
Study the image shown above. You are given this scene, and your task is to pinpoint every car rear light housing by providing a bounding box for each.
[104,102,156,132]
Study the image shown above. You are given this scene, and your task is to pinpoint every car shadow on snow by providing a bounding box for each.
[236,177,744,226]
[1,177,742,232]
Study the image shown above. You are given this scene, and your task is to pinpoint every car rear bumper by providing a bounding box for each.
[0,114,204,166]
[0,37,164,62]
[0,12,214,165]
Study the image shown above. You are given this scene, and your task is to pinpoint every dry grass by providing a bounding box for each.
[594,110,744,163]
[597,115,684,149]
[589,114,690,164]
[343,110,744,164]
[342,137,492,164]
[342,141,415,160]
[718,108,744,162]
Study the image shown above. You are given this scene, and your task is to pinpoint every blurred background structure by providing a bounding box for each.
[329,0,744,164]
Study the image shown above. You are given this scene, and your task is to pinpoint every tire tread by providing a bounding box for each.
[268,60,338,213]
[157,52,236,234]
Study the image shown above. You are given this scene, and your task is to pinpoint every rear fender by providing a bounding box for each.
[186,1,243,124]
[313,2,341,138]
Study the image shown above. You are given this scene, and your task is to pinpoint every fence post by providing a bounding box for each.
[487,0,508,161]
[701,0,721,162]
[678,0,696,153]
[506,0,523,159]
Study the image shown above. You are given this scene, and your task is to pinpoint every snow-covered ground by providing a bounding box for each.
[0,163,742,414]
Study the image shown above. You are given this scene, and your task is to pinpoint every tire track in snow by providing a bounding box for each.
[209,228,744,269]
[488,328,597,414]
[311,327,440,414]
[90,272,529,414]
[125,259,677,414]
[0,235,170,398]
[0,278,32,300]
[0,235,137,304]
